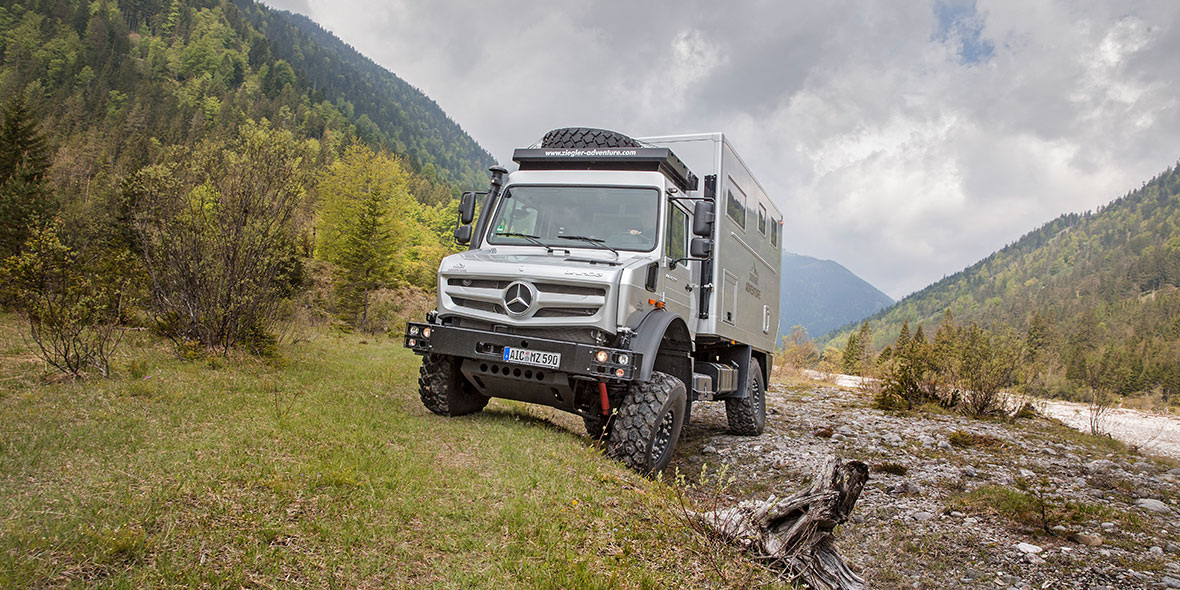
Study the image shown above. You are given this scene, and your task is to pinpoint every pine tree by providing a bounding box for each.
[316,143,414,330]
[842,332,862,376]
[0,95,49,183]
[0,95,54,258]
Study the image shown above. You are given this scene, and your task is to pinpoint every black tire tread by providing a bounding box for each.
[607,371,686,474]
[418,353,489,417]
[541,127,640,149]
[725,359,765,435]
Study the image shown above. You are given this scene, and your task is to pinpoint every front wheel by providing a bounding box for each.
[418,353,489,416]
[607,372,687,475]
[725,359,766,435]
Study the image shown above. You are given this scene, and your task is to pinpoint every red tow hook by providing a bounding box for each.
[598,382,610,416]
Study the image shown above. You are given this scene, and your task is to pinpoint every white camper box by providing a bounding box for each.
[639,133,783,355]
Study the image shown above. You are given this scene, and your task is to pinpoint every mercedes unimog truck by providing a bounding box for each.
[404,127,783,474]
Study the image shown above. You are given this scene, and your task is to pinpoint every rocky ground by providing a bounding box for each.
[669,380,1180,590]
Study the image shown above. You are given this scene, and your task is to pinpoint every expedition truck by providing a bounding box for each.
[404,127,783,474]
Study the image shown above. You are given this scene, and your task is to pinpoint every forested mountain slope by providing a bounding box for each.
[778,252,893,342]
[0,0,493,192]
[827,163,1180,398]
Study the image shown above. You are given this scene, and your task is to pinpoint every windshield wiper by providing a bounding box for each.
[556,235,619,256]
[495,231,554,253]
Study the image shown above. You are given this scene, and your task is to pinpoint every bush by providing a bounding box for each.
[1,225,132,377]
[127,122,310,353]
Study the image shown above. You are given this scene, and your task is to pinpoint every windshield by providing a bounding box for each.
[486,185,659,252]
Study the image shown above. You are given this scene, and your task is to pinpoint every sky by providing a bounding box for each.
[261,0,1180,299]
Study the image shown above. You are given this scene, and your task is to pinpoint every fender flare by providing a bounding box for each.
[627,310,693,384]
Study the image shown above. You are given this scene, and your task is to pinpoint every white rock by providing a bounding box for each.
[1135,498,1171,513]
[1015,542,1043,554]
[913,511,935,522]
[1019,468,1036,478]
[1149,546,1164,554]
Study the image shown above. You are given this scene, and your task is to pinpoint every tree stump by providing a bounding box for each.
[692,457,869,590]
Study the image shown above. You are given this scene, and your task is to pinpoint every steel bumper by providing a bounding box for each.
[403,322,639,381]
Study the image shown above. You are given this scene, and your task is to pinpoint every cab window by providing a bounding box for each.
[665,203,687,260]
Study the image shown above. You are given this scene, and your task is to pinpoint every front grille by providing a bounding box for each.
[444,276,605,321]
[534,307,597,318]
[447,278,509,290]
[534,283,606,297]
[451,297,505,315]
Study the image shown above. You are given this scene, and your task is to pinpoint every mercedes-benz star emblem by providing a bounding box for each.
[503,281,535,316]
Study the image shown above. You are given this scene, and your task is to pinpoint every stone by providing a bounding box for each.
[1149,546,1164,554]
[1019,468,1036,479]
[1100,522,1116,530]
[1069,533,1102,546]
[887,481,921,495]
[1024,553,1045,564]
[1162,575,1180,589]
[1168,468,1180,476]
[702,445,718,454]
[1134,498,1171,513]
[950,511,965,518]
[963,466,978,477]
[1016,542,1043,554]
[1087,459,1116,472]
[1050,525,1069,535]
[912,511,934,522]
[1166,542,1180,554]
[937,440,952,450]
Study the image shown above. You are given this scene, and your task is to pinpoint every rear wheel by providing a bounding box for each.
[607,372,687,475]
[418,354,489,416]
[725,359,766,435]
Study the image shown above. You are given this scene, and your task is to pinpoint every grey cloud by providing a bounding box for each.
[262,0,1180,298]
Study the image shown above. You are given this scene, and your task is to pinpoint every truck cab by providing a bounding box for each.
[405,127,782,474]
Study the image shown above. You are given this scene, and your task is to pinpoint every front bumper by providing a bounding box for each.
[404,322,639,381]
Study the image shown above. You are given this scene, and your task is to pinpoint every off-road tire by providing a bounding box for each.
[725,359,766,435]
[418,353,489,417]
[541,127,641,149]
[606,371,687,475]
[583,412,614,441]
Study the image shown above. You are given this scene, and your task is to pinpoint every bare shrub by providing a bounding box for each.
[1,225,132,377]
[127,122,309,353]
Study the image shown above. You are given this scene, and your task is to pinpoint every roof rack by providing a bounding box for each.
[512,147,699,192]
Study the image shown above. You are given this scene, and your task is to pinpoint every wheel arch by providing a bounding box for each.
[627,310,693,388]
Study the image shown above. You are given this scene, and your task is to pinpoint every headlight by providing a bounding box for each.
[422,327,431,338]
[594,350,609,363]
[409,326,420,336]
[616,354,629,365]
[408,338,417,346]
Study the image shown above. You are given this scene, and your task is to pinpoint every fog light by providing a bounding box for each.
[408,338,417,346]
[594,350,609,363]
[615,368,625,377]
[409,326,420,336]
[616,353,629,365]
[422,327,431,338]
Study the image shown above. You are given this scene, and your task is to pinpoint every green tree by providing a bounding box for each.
[315,143,414,330]
[128,121,310,352]
[0,94,54,259]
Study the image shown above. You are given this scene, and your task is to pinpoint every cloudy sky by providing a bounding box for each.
[262,0,1180,299]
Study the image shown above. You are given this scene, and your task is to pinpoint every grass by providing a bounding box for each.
[0,313,786,588]
[947,484,1114,534]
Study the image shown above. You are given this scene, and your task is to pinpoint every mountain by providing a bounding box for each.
[0,0,493,192]
[826,163,1180,398]
[778,252,894,344]
[233,2,495,188]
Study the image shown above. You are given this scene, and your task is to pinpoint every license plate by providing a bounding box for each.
[503,347,561,369]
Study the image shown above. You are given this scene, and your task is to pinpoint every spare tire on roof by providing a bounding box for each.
[541,127,640,149]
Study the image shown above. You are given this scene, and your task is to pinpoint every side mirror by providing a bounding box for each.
[458,191,476,225]
[689,237,712,258]
[454,224,472,245]
[692,200,714,237]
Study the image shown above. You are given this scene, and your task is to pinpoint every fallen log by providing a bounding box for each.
[691,457,869,590]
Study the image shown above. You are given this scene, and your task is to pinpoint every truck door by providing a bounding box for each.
[661,201,695,326]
